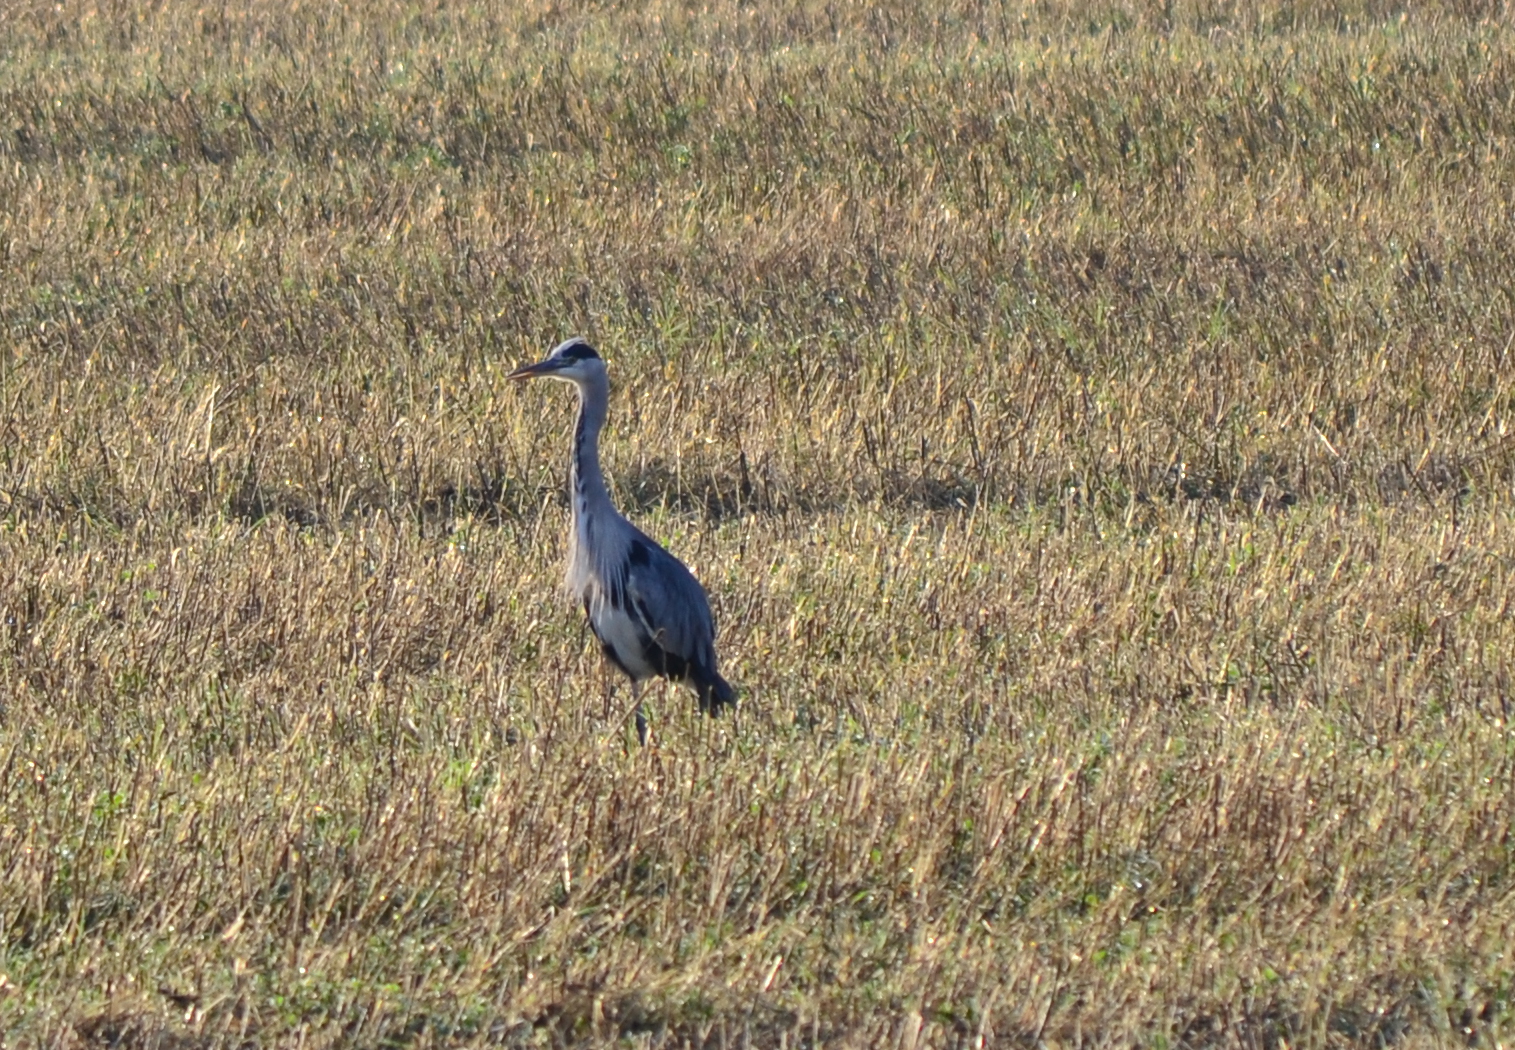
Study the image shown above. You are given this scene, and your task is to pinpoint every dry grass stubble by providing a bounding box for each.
[2,1,1515,1046]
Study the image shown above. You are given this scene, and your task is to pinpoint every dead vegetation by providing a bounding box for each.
[2,1,1514,1046]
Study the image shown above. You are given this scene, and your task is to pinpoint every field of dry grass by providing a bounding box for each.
[3,1,1515,1046]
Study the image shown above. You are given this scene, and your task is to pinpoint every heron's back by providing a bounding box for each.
[575,514,728,705]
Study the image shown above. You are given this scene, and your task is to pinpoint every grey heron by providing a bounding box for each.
[508,337,735,742]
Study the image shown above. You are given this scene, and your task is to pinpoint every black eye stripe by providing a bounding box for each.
[555,339,600,362]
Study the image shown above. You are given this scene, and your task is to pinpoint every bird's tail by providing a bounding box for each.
[698,672,737,716]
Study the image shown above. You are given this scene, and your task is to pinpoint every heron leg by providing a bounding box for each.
[632,680,649,748]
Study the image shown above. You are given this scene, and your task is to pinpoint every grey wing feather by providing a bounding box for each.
[623,530,719,675]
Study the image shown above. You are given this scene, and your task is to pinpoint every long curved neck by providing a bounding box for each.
[571,372,615,519]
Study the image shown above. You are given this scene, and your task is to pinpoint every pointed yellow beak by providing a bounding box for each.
[506,359,559,381]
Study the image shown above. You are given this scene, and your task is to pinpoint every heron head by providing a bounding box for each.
[507,338,604,384]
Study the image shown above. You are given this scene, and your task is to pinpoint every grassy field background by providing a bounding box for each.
[3,1,1515,1046]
